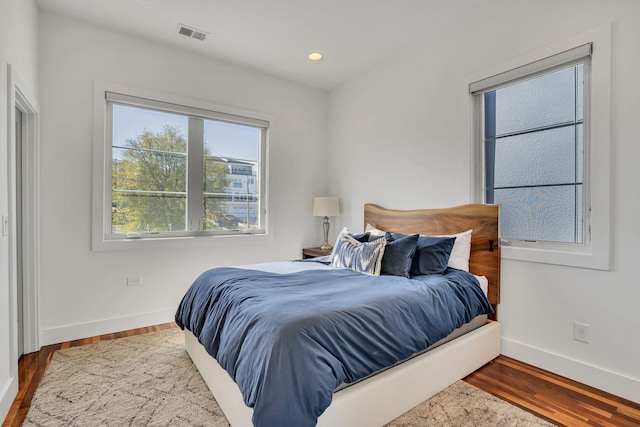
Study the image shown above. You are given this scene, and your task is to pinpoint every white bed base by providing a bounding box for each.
[184,320,501,427]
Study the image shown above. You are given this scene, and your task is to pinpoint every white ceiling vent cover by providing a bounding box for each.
[177,24,208,41]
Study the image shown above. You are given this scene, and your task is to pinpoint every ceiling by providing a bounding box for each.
[35,0,483,90]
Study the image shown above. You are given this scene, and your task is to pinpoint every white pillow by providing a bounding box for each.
[436,229,472,271]
[473,275,489,297]
[331,227,386,276]
[364,224,472,271]
[365,223,386,236]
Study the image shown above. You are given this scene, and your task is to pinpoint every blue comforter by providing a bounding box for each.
[175,266,492,427]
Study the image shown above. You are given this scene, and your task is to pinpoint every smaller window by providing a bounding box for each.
[482,63,586,245]
[470,33,611,270]
[471,43,600,266]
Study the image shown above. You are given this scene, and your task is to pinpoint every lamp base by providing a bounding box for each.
[320,216,333,252]
[320,242,333,252]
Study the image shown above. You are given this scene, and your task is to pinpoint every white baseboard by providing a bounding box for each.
[0,376,18,424]
[502,337,640,403]
[40,308,176,346]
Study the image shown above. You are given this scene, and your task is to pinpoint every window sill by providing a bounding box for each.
[501,244,610,270]
[91,231,270,252]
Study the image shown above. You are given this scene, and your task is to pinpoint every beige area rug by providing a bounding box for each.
[24,328,555,427]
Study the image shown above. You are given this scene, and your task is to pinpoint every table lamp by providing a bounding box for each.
[313,197,341,251]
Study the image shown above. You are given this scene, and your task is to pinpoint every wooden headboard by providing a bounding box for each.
[363,204,500,313]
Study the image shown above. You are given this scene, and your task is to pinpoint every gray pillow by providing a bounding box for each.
[331,233,387,276]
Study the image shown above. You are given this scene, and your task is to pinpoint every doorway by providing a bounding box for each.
[14,106,25,357]
[8,64,40,360]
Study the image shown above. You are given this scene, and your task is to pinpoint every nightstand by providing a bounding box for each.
[302,247,332,259]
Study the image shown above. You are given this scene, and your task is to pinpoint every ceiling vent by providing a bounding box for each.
[177,24,208,41]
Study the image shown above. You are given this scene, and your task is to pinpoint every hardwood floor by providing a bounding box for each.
[465,356,640,427]
[3,324,640,427]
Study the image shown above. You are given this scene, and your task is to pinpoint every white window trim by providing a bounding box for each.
[468,24,611,270]
[92,81,273,251]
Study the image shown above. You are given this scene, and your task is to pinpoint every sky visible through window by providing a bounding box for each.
[112,104,259,161]
[204,120,259,162]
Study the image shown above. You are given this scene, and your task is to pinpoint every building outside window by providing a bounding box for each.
[205,156,259,228]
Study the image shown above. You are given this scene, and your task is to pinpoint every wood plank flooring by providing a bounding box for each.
[3,323,640,426]
[465,356,640,427]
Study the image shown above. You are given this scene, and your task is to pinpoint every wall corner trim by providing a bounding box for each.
[0,376,18,424]
[40,308,176,346]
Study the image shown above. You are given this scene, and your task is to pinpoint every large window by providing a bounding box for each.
[99,92,267,244]
[470,40,612,269]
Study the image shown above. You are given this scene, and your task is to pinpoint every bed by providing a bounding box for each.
[176,203,501,427]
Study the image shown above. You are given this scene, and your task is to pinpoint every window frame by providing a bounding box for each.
[92,83,271,251]
[469,26,611,270]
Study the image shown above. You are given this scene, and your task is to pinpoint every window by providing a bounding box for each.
[482,63,586,244]
[470,32,611,270]
[97,91,268,245]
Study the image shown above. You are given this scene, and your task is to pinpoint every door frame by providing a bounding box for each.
[7,64,40,362]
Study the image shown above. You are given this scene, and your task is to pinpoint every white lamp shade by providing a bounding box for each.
[313,197,340,217]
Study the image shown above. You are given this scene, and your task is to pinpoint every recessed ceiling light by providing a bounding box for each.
[308,52,323,61]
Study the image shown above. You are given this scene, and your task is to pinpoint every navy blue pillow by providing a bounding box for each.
[351,232,370,243]
[410,235,456,276]
[367,233,385,242]
[376,233,419,278]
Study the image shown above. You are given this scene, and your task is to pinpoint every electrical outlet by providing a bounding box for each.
[127,276,142,287]
[574,321,590,343]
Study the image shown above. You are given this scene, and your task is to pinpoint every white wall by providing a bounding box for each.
[37,11,329,344]
[0,0,39,420]
[328,0,640,402]
[5,1,638,419]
